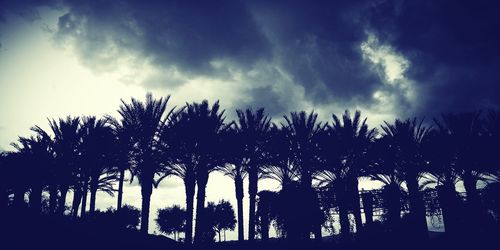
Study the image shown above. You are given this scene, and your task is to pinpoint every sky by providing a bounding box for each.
[1,0,499,240]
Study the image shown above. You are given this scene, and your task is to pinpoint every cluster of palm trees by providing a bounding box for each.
[1,93,499,244]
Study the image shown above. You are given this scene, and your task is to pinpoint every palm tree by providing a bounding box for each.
[35,116,81,215]
[11,134,52,214]
[232,108,271,241]
[381,118,431,239]
[31,125,58,213]
[329,110,376,234]
[420,129,462,235]
[160,109,197,244]
[79,116,118,216]
[434,112,488,230]
[163,100,227,244]
[105,113,135,213]
[116,93,173,234]
[217,126,248,242]
[261,125,299,188]
[282,111,325,240]
[369,137,405,231]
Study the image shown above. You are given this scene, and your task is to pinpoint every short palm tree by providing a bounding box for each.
[11,134,52,213]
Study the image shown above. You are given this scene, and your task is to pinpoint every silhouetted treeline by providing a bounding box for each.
[1,93,500,246]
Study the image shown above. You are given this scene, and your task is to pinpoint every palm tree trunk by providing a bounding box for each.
[89,184,98,216]
[248,169,258,241]
[49,185,58,214]
[140,181,153,235]
[184,178,195,244]
[361,191,374,226]
[71,188,82,218]
[462,171,482,230]
[235,175,245,241]
[58,186,68,215]
[14,188,25,208]
[337,179,351,242]
[29,186,42,214]
[80,180,88,218]
[117,168,125,212]
[261,203,269,241]
[339,202,350,242]
[194,175,208,244]
[383,183,401,230]
[406,176,427,239]
[437,183,459,235]
[351,179,363,234]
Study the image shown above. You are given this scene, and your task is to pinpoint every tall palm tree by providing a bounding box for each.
[232,108,271,241]
[329,110,376,234]
[162,100,227,244]
[105,113,135,213]
[160,108,197,244]
[36,116,81,215]
[217,126,248,242]
[282,111,325,240]
[381,118,431,239]
[434,111,488,230]
[117,93,173,234]
[79,116,118,216]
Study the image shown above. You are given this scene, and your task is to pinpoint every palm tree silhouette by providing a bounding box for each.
[38,116,81,215]
[106,112,135,213]
[329,110,376,234]
[116,93,173,234]
[160,108,197,244]
[381,118,431,239]
[282,111,325,240]
[261,125,299,188]
[421,129,462,235]
[434,112,489,231]
[186,101,227,244]
[217,126,248,242]
[369,137,405,232]
[164,100,227,244]
[11,134,52,214]
[230,108,271,241]
[79,116,117,216]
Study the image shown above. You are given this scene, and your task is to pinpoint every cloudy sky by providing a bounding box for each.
[1,0,499,239]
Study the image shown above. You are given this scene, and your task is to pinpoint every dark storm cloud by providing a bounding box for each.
[365,0,500,117]
[47,0,388,115]
[3,0,499,119]
[53,0,271,74]
[249,0,380,105]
